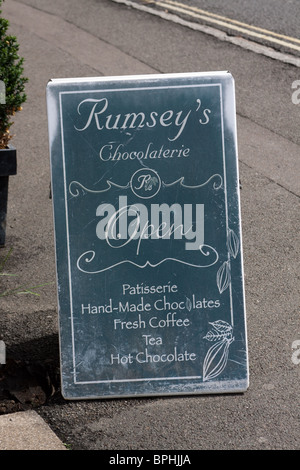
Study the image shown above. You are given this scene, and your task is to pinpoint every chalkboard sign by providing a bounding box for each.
[47,72,249,399]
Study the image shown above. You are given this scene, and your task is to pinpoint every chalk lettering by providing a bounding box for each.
[75,97,211,141]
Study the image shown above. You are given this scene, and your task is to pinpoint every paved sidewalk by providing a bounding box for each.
[0,411,66,450]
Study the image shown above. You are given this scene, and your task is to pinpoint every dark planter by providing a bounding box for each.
[0,145,17,246]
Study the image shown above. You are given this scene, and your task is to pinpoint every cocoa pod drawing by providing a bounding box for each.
[203,336,234,382]
[227,229,239,259]
[216,260,231,294]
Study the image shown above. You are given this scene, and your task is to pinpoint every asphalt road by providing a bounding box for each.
[125,0,300,57]
[1,0,299,452]
[176,0,300,39]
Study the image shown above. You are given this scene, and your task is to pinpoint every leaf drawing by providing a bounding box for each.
[210,320,233,334]
[203,330,223,342]
[227,229,239,259]
[203,320,233,341]
[203,337,234,382]
[216,260,231,294]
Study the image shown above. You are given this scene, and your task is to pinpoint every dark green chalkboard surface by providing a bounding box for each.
[47,71,249,399]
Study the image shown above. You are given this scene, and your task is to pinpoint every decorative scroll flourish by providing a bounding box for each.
[76,245,219,274]
[69,180,130,197]
[162,173,223,191]
[203,320,234,382]
[69,172,223,198]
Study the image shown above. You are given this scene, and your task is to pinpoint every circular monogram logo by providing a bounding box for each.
[130,169,161,199]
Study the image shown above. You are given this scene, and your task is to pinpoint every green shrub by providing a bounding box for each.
[0,0,28,149]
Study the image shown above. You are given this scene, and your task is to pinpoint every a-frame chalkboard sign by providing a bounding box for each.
[47,71,249,399]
